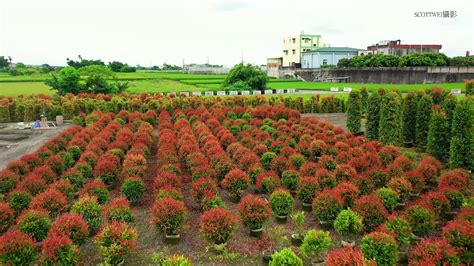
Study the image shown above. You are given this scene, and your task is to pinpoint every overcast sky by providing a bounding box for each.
[1,0,472,67]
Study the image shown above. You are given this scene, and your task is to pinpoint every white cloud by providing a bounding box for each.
[0,0,472,67]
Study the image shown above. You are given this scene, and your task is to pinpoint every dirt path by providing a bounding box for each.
[302,113,366,132]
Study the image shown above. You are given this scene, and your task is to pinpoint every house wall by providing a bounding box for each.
[301,51,359,68]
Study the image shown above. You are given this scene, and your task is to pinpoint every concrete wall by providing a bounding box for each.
[282,67,474,84]
[302,51,358,68]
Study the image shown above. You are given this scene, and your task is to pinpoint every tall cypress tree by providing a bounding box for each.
[346,90,361,133]
[415,94,433,148]
[449,99,474,171]
[442,94,457,141]
[379,92,401,145]
[366,91,382,140]
[360,86,369,115]
[427,107,449,161]
[401,91,418,146]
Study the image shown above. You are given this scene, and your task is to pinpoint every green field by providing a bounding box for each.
[125,79,207,94]
[0,82,53,96]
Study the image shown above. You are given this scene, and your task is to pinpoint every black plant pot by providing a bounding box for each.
[302,202,312,212]
[250,227,263,237]
[164,234,181,245]
[262,250,274,263]
[291,233,303,246]
[275,215,287,224]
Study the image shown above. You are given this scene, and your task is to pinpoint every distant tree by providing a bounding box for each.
[415,94,433,148]
[447,56,474,67]
[119,65,136,73]
[108,61,125,72]
[224,63,267,91]
[379,92,401,145]
[346,90,361,133]
[79,65,127,94]
[401,91,418,146]
[15,62,26,68]
[427,107,449,161]
[337,58,350,67]
[366,90,382,140]
[0,56,9,69]
[449,99,473,170]
[465,80,474,96]
[399,53,447,67]
[45,66,81,95]
[67,56,105,69]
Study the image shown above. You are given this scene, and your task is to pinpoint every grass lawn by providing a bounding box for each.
[125,79,209,94]
[0,82,53,96]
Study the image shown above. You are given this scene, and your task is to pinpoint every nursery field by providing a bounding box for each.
[0,94,472,265]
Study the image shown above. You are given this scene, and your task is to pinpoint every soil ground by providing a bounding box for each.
[302,113,366,132]
[0,123,72,169]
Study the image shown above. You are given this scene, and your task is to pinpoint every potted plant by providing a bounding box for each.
[262,226,289,263]
[270,248,303,266]
[94,221,138,265]
[256,171,281,194]
[333,209,362,247]
[281,170,300,194]
[300,229,332,264]
[405,205,436,237]
[40,235,81,265]
[409,238,461,265]
[312,191,343,225]
[120,177,146,204]
[361,232,399,265]
[199,208,236,251]
[48,213,89,246]
[354,194,389,231]
[0,230,37,266]
[191,177,218,206]
[290,211,305,246]
[237,194,271,237]
[71,196,102,234]
[221,169,250,202]
[17,209,52,242]
[269,188,294,223]
[161,254,192,266]
[297,176,318,211]
[326,246,365,266]
[104,197,134,223]
[151,197,188,244]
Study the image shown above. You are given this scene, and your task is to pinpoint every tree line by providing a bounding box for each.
[346,81,473,171]
[338,53,474,68]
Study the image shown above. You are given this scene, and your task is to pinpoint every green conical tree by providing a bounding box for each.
[379,92,402,145]
[415,94,433,148]
[427,106,449,161]
[366,91,382,140]
[360,87,369,115]
[401,91,418,146]
[449,98,474,171]
[346,90,361,133]
[442,94,457,141]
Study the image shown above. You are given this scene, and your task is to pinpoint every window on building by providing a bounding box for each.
[313,44,317,46]
[292,38,296,43]
[292,49,296,55]
[284,50,288,55]
[322,59,328,65]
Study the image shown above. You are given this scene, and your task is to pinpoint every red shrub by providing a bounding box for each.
[0,169,20,194]
[353,174,375,195]
[191,177,218,204]
[326,246,365,266]
[409,238,460,265]
[270,155,291,176]
[315,169,337,190]
[402,170,425,195]
[19,174,47,195]
[416,156,442,186]
[387,177,412,203]
[416,191,450,217]
[355,194,389,231]
[94,159,120,186]
[31,166,57,184]
[312,190,343,223]
[79,151,99,168]
[153,172,182,191]
[378,145,401,166]
[200,208,237,245]
[439,168,470,193]
[333,182,360,208]
[299,162,318,177]
[334,164,357,182]
[30,188,68,217]
[45,155,65,177]
[457,209,474,223]
[79,180,109,204]
[7,160,29,176]
[0,202,15,234]
[20,154,42,171]
[442,219,474,261]
[151,197,188,235]
[40,235,80,265]
[0,230,37,265]
[48,213,89,245]
[104,197,134,223]
[221,169,250,200]
[255,171,281,194]
[237,194,271,230]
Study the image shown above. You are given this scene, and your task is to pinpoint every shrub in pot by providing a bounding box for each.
[48,213,89,245]
[441,186,465,210]
[333,182,359,208]
[290,211,305,246]
[0,169,20,194]
[442,219,474,262]
[300,229,332,261]
[161,254,192,266]
[62,169,85,190]
[361,232,399,265]
[312,190,343,224]
[269,188,294,221]
[333,209,362,246]
[375,187,400,212]
[191,177,218,205]
[50,179,75,201]
[7,189,32,215]
[405,205,436,237]
[221,169,250,201]
[281,170,300,193]
[19,174,46,195]
[383,215,412,246]
[297,176,319,209]
[315,169,337,190]
[0,202,14,234]
[270,248,303,266]
[289,154,306,169]
[18,209,52,242]
[255,171,281,194]
[409,238,461,265]
[0,230,37,265]
[40,235,80,265]
[199,208,236,247]
[237,194,271,236]
[79,180,109,204]
[387,177,412,203]
[120,177,146,203]
[151,197,188,239]
[326,246,365,266]
[354,194,388,231]
[202,192,226,211]
[261,152,277,170]
[94,221,138,265]
[104,197,134,223]
[156,185,184,201]
[30,188,68,217]
[71,196,102,233]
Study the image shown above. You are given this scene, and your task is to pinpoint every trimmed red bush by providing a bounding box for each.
[30,188,68,217]
[313,190,343,223]
[7,160,29,176]
[62,169,85,190]
[334,164,357,182]
[355,194,389,231]
[442,219,474,262]
[50,179,75,201]
[315,169,337,190]
[19,174,47,195]
[297,176,319,205]
[17,209,52,241]
[326,246,365,266]
[45,155,65,177]
[94,221,138,265]
[79,180,109,204]
[7,189,32,214]
[191,177,218,205]
[387,177,412,203]
[31,165,56,184]
[402,170,425,195]
[151,197,188,235]
[0,202,14,234]
[409,238,460,265]
[48,213,89,246]
[333,182,359,208]
[221,169,250,201]
[255,171,281,194]
[20,153,43,172]
[200,208,237,245]
[237,194,271,231]
[439,168,470,193]
[0,169,20,194]
[0,230,37,265]
[40,235,80,265]
[104,197,134,223]
[405,205,436,236]
[153,172,182,191]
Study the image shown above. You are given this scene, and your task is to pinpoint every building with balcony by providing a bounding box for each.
[367,40,442,56]
[282,33,329,67]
